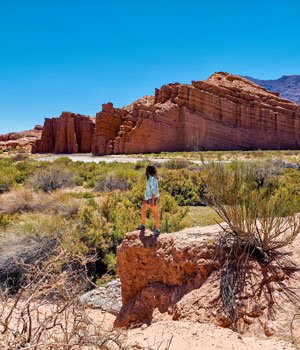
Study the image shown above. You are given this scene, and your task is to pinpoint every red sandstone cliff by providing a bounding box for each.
[33,112,95,153]
[91,73,300,155]
[32,72,300,154]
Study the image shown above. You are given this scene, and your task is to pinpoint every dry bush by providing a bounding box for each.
[0,189,49,214]
[0,245,126,349]
[95,174,131,192]
[269,157,300,171]
[0,234,58,293]
[163,158,192,170]
[49,192,82,218]
[27,166,76,192]
[12,153,29,162]
[0,189,81,218]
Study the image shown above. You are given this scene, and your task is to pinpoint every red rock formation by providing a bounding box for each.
[31,72,300,154]
[115,227,220,329]
[92,73,300,154]
[114,226,300,336]
[33,112,95,153]
[92,103,127,155]
[0,127,42,152]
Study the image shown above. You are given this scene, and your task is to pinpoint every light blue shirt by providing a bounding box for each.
[145,176,159,200]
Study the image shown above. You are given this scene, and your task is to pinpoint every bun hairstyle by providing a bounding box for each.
[146,164,158,179]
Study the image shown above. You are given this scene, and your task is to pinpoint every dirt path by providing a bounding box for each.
[34,153,209,164]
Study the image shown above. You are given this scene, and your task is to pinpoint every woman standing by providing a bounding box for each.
[136,164,160,236]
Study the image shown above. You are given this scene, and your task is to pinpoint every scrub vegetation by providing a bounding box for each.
[0,155,299,290]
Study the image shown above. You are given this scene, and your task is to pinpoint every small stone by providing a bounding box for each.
[141,324,148,330]
[243,316,253,325]
[264,321,277,336]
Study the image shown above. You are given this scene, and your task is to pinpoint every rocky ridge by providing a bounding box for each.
[12,72,300,154]
[245,75,300,104]
[91,72,300,154]
[0,126,42,152]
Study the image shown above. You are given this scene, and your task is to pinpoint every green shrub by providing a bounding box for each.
[0,175,13,193]
[100,193,139,239]
[0,213,11,228]
[158,192,189,232]
[160,169,204,205]
[134,161,146,170]
[0,168,17,193]
[14,160,40,183]
[274,169,300,214]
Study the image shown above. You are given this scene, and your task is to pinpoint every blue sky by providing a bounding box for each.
[0,0,299,133]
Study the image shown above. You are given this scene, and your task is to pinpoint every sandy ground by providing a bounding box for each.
[34,153,220,165]
[35,153,172,164]
[89,312,295,350]
[1,305,296,350]
[125,321,295,350]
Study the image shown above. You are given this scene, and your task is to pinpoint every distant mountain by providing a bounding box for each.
[244,75,300,104]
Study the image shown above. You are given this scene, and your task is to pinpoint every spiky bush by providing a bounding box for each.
[202,162,300,253]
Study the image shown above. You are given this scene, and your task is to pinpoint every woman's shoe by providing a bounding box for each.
[136,224,145,230]
[153,229,160,237]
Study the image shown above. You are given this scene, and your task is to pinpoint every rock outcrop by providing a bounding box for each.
[91,73,300,154]
[114,226,300,336]
[33,112,95,153]
[0,126,42,152]
[32,72,300,154]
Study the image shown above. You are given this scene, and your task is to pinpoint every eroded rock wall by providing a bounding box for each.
[32,72,300,154]
[92,73,300,155]
[33,112,95,153]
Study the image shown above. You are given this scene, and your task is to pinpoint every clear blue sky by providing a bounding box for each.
[0,0,299,133]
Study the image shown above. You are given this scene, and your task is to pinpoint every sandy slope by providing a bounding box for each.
[125,321,294,350]
[128,321,295,350]
[87,311,295,349]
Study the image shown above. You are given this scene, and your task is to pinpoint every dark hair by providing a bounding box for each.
[146,164,157,179]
